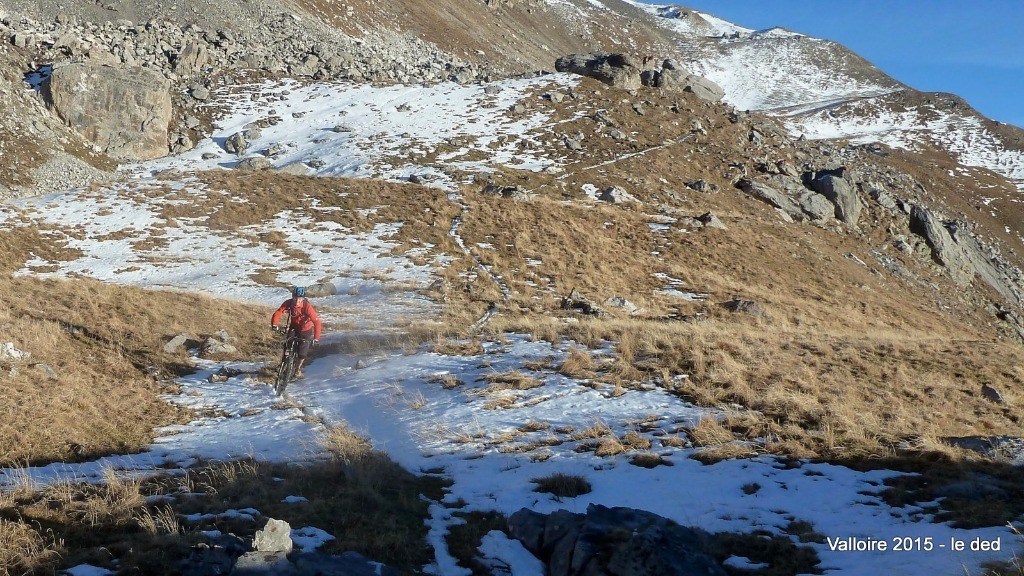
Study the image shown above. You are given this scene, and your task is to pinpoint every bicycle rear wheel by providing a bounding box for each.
[275,348,296,395]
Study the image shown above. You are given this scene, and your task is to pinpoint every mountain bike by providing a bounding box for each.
[274,333,301,395]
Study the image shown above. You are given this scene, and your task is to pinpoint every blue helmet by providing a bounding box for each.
[292,286,306,297]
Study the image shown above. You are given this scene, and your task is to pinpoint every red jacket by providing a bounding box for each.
[272,298,322,340]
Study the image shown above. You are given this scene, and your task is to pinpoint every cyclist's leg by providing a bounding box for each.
[281,328,297,364]
[294,328,314,377]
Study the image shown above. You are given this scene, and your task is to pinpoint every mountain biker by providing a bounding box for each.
[270,286,322,379]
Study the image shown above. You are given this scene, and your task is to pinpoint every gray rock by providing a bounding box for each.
[868,185,900,213]
[798,192,834,220]
[163,333,193,354]
[656,69,725,101]
[34,363,58,380]
[184,115,202,129]
[201,152,219,160]
[200,337,237,357]
[736,179,804,221]
[640,69,659,87]
[44,63,172,161]
[175,40,209,75]
[509,505,726,576]
[236,156,274,171]
[981,383,1005,404]
[933,475,1009,501]
[294,552,400,576]
[564,136,583,151]
[190,86,210,101]
[304,282,338,297]
[254,518,294,553]
[599,185,638,204]
[225,130,252,155]
[555,52,641,90]
[697,211,726,230]
[607,129,627,140]
[545,91,565,103]
[11,32,31,48]
[234,551,292,574]
[483,184,534,201]
[562,289,605,317]
[604,296,640,315]
[944,436,1024,465]
[685,179,714,193]
[909,205,973,285]
[0,342,30,361]
[811,174,861,225]
[180,541,242,576]
[722,299,766,317]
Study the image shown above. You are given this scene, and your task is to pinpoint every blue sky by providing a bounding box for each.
[673,1,1024,128]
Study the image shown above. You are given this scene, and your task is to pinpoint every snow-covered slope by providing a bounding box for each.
[788,90,1024,186]
[631,3,1024,188]
[626,1,903,111]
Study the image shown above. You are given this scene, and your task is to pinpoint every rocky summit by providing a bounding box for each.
[2,1,1024,576]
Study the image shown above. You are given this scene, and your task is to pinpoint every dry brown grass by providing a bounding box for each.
[558,347,597,378]
[432,338,485,356]
[0,271,274,467]
[0,519,59,576]
[478,371,543,391]
[689,416,736,448]
[531,472,592,498]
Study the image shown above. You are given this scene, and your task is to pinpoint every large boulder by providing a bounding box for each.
[44,63,171,161]
[508,505,727,576]
[657,69,725,101]
[810,174,861,225]
[555,53,641,90]
[175,40,210,76]
[909,205,973,285]
[735,179,804,221]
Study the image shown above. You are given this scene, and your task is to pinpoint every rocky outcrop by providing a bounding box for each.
[736,179,804,221]
[811,174,862,225]
[909,205,973,285]
[44,63,171,161]
[508,505,727,576]
[599,185,638,204]
[555,53,642,90]
[656,68,725,101]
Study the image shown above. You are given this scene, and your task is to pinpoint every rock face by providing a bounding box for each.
[555,53,641,90]
[736,179,804,221]
[508,505,727,576]
[811,174,861,225]
[44,63,171,161]
[657,68,725,101]
[909,205,972,285]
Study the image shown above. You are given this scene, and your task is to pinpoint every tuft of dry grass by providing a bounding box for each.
[558,347,597,378]
[320,425,375,465]
[518,420,551,433]
[428,374,466,389]
[432,339,485,356]
[478,371,544,391]
[0,519,60,575]
[688,416,736,448]
[630,452,672,468]
[531,472,592,498]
